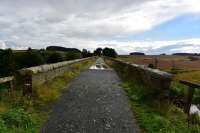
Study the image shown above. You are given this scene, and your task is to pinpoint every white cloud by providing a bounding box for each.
[85,38,200,54]
[0,40,6,49]
[0,0,200,54]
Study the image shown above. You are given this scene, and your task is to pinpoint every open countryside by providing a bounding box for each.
[0,0,200,133]
[118,55,200,84]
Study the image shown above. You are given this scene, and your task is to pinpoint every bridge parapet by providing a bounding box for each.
[104,57,174,113]
[18,57,94,95]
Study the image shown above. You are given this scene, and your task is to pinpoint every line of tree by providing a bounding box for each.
[46,46,81,53]
[102,47,117,58]
[93,47,117,58]
[0,46,118,77]
[130,52,145,56]
[173,53,200,56]
[81,49,93,58]
[0,48,82,77]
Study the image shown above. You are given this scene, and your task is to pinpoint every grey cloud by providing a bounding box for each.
[0,0,199,54]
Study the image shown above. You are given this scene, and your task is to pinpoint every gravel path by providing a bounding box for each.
[40,65,140,133]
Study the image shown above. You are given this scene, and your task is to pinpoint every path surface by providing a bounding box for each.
[41,59,140,133]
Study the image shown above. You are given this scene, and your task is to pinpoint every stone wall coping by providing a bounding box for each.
[108,57,173,79]
[0,76,14,84]
[19,57,91,75]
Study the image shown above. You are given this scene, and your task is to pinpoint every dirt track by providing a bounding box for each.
[41,60,140,133]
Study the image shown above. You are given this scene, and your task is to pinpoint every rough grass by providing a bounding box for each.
[35,59,94,105]
[105,58,199,133]
[0,58,95,133]
[174,70,200,84]
[118,55,200,84]
[121,82,195,133]
[0,103,8,113]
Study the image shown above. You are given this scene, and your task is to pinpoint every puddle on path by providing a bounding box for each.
[89,58,109,70]
[89,65,105,70]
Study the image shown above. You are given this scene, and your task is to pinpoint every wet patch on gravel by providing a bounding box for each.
[89,58,110,70]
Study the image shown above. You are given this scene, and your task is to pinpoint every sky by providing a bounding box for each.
[0,0,200,54]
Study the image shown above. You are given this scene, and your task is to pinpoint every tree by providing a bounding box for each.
[130,52,145,55]
[46,46,81,53]
[65,52,81,61]
[0,49,15,77]
[81,49,93,58]
[94,48,102,56]
[102,47,117,58]
[14,48,45,69]
[46,52,63,63]
[81,49,87,58]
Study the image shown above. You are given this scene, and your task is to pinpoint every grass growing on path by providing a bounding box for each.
[0,58,95,133]
[121,82,194,133]
[35,59,95,105]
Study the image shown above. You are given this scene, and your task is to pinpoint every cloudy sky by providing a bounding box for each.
[0,0,200,54]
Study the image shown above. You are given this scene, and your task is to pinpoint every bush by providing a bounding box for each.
[35,58,95,104]
[65,52,81,61]
[102,47,117,58]
[0,49,45,73]
[148,63,155,69]
[0,118,7,133]
[94,48,102,56]
[1,108,34,129]
[14,49,44,69]
[0,84,9,100]
[0,49,15,77]
[81,49,93,58]
[46,52,63,63]
[123,83,193,133]
[193,89,200,104]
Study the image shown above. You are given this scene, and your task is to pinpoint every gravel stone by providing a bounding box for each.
[40,69,140,133]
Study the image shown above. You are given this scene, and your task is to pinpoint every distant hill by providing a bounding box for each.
[46,46,81,53]
[130,52,145,55]
[173,53,200,56]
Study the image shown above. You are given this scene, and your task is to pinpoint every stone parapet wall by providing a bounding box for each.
[18,57,93,88]
[104,57,173,113]
[105,57,173,89]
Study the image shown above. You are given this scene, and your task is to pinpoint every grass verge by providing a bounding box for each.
[121,82,198,133]
[0,58,95,133]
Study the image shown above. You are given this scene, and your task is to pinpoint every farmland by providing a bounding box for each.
[118,55,200,84]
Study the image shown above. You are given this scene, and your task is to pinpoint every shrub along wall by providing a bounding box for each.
[104,57,173,113]
[17,57,95,95]
[0,49,83,78]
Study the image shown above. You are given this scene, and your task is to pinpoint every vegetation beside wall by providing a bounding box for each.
[122,82,193,133]
[105,58,172,113]
[117,55,200,84]
[174,70,200,85]
[105,58,199,133]
[0,48,85,78]
[102,47,117,58]
[92,47,117,58]
[34,59,95,105]
[170,82,200,132]
[0,58,95,133]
